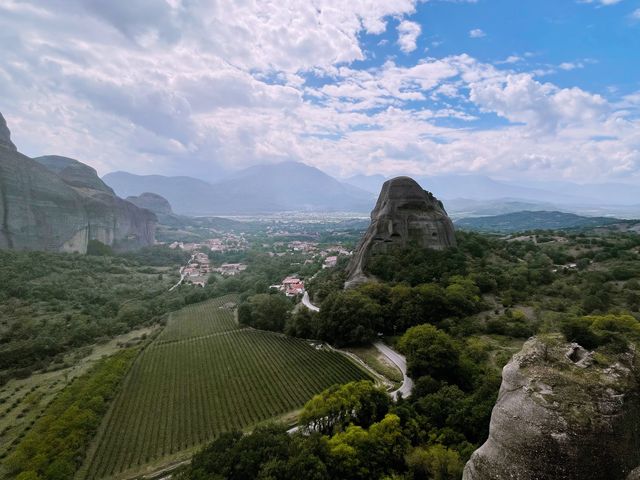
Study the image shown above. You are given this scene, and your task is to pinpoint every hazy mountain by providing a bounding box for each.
[104,161,375,215]
[511,180,640,206]
[344,174,387,194]
[455,211,625,233]
[445,198,559,219]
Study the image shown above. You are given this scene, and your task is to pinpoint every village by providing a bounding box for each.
[172,233,353,293]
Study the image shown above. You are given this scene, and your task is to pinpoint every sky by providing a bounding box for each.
[0,0,639,183]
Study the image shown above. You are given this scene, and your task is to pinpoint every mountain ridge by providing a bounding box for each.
[104,162,375,215]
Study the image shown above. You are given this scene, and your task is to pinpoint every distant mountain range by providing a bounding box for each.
[344,173,640,219]
[455,211,628,233]
[102,162,640,218]
[103,162,374,216]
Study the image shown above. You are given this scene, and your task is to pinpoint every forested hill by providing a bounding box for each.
[455,210,628,233]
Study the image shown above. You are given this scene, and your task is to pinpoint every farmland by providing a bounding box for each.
[81,294,370,479]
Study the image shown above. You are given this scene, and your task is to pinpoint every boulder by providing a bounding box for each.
[463,336,640,480]
[345,176,456,288]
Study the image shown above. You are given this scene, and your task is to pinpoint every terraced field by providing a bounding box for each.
[81,295,370,479]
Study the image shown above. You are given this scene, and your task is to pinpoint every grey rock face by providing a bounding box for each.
[0,112,16,151]
[0,148,89,252]
[0,114,156,253]
[126,192,173,215]
[345,176,456,288]
[35,155,114,193]
[463,336,640,480]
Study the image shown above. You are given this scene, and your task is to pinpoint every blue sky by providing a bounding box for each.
[0,0,639,183]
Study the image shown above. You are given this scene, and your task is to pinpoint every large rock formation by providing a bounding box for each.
[345,176,456,288]
[0,113,156,253]
[0,112,16,151]
[463,336,640,480]
[126,192,173,215]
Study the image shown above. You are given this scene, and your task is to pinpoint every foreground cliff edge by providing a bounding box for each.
[345,176,456,288]
[463,335,640,480]
[0,112,156,253]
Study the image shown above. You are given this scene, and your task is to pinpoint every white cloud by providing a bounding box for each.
[0,0,638,184]
[469,28,486,38]
[559,62,584,70]
[468,72,608,133]
[579,0,623,5]
[631,8,640,20]
[397,20,422,53]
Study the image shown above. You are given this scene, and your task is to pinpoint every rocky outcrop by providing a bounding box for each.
[126,192,173,215]
[35,155,157,251]
[0,112,16,151]
[345,176,456,288]
[463,336,640,480]
[0,113,156,253]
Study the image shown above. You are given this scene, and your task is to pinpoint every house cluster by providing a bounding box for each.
[287,241,318,253]
[169,234,248,253]
[551,262,579,273]
[271,276,306,297]
[323,256,338,269]
[206,234,248,252]
[182,252,211,287]
[213,263,248,276]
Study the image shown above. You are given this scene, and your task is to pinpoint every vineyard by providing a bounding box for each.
[81,295,370,479]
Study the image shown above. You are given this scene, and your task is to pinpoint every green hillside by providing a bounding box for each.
[455,210,625,233]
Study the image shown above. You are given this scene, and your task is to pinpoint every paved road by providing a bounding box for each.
[301,291,320,312]
[301,293,412,399]
[373,341,413,399]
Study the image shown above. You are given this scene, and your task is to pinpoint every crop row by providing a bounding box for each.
[156,293,240,342]
[84,301,368,479]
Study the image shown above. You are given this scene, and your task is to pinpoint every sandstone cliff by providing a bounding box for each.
[345,176,456,288]
[463,336,640,480]
[35,156,156,251]
[0,113,156,253]
[0,112,16,151]
[126,192,173,215]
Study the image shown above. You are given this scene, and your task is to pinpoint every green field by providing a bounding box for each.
[81,295,370,479]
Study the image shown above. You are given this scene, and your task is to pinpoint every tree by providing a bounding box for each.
[238,294,291,332]
[397,324,460,383]
[285,308,320,339]
[405,445,464,480]
[299,381,390,435]
[326,414,409,480]
[318,291,382,346]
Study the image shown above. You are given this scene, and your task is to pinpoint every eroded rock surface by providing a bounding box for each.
[345,176,456,288]
[0,113,156,253]
[126,192,173,215]
[463,336,640,480]
[0,112,16,151]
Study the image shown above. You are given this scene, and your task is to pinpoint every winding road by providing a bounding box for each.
[169,254,195,292]
[302,292,412,399]
[301,291,320,312]
[373,341,413,399]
